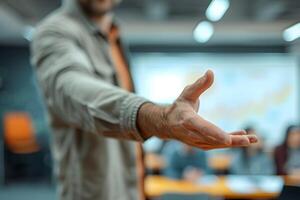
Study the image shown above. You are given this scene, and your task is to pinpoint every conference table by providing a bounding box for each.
[145,175,300,199]
[145,153,232,172]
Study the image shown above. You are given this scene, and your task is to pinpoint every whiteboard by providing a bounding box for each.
[131,53,299,147]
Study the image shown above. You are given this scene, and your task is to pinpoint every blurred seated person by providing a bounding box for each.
[231,127,274,175]
[163,141,210,182]
[274,125,300,175]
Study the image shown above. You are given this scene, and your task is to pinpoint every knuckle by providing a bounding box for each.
[184,85,191,91]
[181,85,192,96]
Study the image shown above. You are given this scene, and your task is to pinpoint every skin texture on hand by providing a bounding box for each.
[137,70,258,150]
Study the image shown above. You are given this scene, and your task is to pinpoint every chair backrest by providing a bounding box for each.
[145,153,166,171]
[208,154,232,171]
[4,112,39,154]
[159,193,210,200]
[278,185,300,200]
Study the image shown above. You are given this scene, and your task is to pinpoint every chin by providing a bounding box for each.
[92,2,114,15]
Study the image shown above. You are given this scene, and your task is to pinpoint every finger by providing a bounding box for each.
[230,131,258,144]
[247,134,258,143]
[181,70,214,102]
[197,134,258,150]
[198,134,258,150]
[198,138,248,150]
[230,135,250,146]
[183,115,231,145]
[229,130,247,135]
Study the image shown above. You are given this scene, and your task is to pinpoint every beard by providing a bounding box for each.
[79,0,116,17]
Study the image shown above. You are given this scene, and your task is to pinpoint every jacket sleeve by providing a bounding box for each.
[30,26,149,142]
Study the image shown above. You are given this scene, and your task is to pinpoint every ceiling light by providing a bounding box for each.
[283,22,300,42]
[193,21,214,43]
[206,0,230,22]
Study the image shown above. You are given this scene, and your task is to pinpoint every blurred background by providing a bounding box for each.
[0,0,300,199]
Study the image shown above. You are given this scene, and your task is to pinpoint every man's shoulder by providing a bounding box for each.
[35,9,83,37]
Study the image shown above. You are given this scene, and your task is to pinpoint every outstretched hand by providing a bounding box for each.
[138,70,258,150]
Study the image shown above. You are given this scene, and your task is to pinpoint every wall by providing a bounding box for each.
[0,45,50,145]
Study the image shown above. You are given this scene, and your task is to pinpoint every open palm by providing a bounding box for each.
[162,70,257,150]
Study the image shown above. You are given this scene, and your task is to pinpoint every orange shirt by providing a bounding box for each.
[108,27,133,92]
[108,27,145,200]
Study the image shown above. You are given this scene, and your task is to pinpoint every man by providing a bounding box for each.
[31,0,257,199]
[163,142,210,182]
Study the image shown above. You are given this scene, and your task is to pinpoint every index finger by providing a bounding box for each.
[199,134,258,150]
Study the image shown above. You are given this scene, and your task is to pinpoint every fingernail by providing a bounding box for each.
[249,136,258,143]
[242,138,250,145]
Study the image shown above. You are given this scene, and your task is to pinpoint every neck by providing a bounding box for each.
[91,13,113,35]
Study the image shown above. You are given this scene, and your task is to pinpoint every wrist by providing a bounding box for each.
[137,102,169,139]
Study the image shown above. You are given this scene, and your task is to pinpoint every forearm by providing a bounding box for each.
[49,69,148,140]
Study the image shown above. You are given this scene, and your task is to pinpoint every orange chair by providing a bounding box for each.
[208,154,232,172]
[145,153,166,172]
[3,112,39,154]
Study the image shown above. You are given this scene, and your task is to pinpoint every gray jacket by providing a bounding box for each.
[30,0,149,199]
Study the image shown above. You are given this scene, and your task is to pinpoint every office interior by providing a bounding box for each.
[0,0,300,200]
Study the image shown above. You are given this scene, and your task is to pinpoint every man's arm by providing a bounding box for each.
[31,25,148,141]
[138,71,258,149]
[32,22,257,149]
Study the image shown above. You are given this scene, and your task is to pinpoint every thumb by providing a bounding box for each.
[180,70,214,102]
